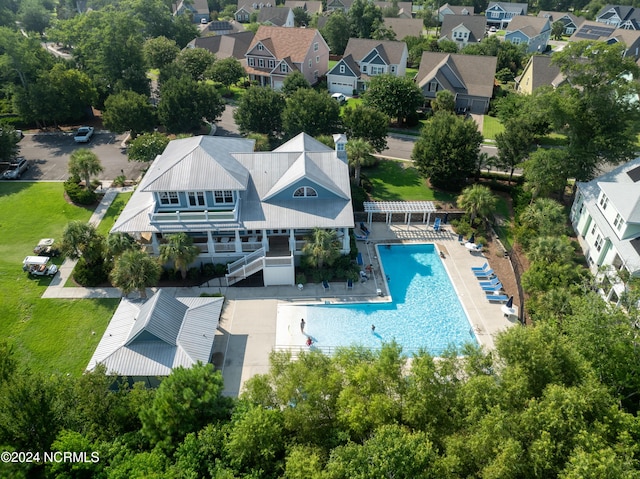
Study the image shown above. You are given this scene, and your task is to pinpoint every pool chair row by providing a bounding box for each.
[471,263,495,278]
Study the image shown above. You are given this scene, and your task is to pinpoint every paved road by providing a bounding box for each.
[382,134,498,161]
[16,131,146,182]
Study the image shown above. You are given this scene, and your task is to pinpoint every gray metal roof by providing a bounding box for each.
[87,291,223,376]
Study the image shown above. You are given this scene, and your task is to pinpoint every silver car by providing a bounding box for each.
[3,158,29,179]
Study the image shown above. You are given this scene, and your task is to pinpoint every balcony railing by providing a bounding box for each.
[151,208,236,223]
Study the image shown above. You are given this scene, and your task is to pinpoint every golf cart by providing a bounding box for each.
[23,256,58,277]
[33,238,60,257]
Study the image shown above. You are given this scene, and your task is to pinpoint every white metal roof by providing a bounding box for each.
[364,201,438,213]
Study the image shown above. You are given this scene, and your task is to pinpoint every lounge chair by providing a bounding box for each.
[347,278,353,289]
[356,252,364,265]
[479,277,501,287]
[360,222,370,235]
[482,283,503,292]
[458,234,465,243]
[322,279,330,290]
[471,262,489,272]
[473,268,495,278]
[433,217,441,232]
[355,233,368,241]
[487,294,509,303]
[465,242,483,252]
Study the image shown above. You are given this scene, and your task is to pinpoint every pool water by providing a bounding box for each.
[302,243,477,355]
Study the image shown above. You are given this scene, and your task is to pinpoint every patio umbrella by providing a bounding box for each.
[505,296,514,309]
[468,233,475,244]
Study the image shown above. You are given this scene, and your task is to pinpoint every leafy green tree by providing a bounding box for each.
[551,20,564,40]
[110,249,161,298]
[281,71,311,97]
[157,75,225,133]
[522,148,569,199]
[140,363,233,451]
[282,89,341,138]
[18,0,52,34]
[292,6,310,27]
[127,131,170,163]
[301,228,341,271]
[371,22,397,40]
[0,341,15,385]
[103,90,156,139]
[516,197,568,249]
[495,116,536,182]
[283,444,324,479]
[362,74,423,125]
[456,184,497,225]
[143,36,180,70]
[60,221,105,267]
[208,56,245,94]
[412,111,483,191]
[174,47,216,82]
[0,123,21,161]
[342,104,389,152]
[349,0,383,38]
[68,149,103,190]
[432,89,455,113]
[247,132,270,151]
[0,25,54,89]
[47,430,104,478]
[320,10,350,54]
[233,86,286,137]
[159,232,200,280]
[345,138,375,185]
[527,236,575,264]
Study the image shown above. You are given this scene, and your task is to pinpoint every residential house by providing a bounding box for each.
[235,1,274,23]
[485,2,527,30]
[537,11,585,35]
[438,3,474,23]
[383,18,424,40]
[86,290,224,386]
[374,1,413,18]
[173,0,210,23]
[571,157,640,304]
[515,55,566,94]
[596,5,640,30]
[110,133,354,287]
[570,21,640,59]
[326,0,354,12]
[284,0,323,14]
[327,38,408,95]
[187,31,255,61]
[244,26,329,87]
[205,20,243,36]
[415,52,497,114]
[439,15,487,49]
[257,6,295,27]
[504,16,551,53]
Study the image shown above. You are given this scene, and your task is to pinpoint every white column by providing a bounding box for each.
[342,227,349,251]
[262,229,269,252]
[289,229,296,253]
[234,230,241,253]
[207,231,215,256]
[151,233,159,255]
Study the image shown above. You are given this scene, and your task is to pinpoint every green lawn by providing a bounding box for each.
[366,159,457,202]
[0,183,118,375]
[96,191,133,236]
[405,67,418,79]
[482,115,505,140]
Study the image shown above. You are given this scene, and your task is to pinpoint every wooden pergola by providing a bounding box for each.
[363,201,438,227]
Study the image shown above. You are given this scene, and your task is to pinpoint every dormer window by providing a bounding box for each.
[281,63,288,72]
[293,186,318,197]
[257,43,263,51]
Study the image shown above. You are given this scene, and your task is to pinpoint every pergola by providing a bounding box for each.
[363,201,438,227]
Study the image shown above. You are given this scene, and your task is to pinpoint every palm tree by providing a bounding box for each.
[527,236,574,264]
[159,233,200,280]
[456,184,497,225]
[104,232,137,262]
[346,138,375,186]
[519,198,566,237]
[302,228,341,271]
[110,249,161,298]
[68,148,103,188]
[60,220,104,266]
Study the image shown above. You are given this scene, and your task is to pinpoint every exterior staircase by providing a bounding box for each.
[225,248,266,286]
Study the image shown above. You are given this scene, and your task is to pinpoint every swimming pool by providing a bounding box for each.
[279,243,477,355]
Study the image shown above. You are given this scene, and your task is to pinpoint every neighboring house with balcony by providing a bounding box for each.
[569,21,640,59]
[244,26,329,88]
[439,15,487,49]
[485,2,527,29]
[504,16,551,53]
[110,133,353,287]
[257,6,295,27]
[415,52,497,114]
[571,157,640,304]
[326,38,408,95]
[537,11,585,35]
[438,3,474,23]
[596,5,640,29]
[172,0,210,23]
[515,55,566,94]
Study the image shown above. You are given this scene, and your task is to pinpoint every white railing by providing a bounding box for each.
[151,208,236,223]
[227,247,265,274]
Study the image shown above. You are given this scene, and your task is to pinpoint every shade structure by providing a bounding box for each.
[505,296,513,308]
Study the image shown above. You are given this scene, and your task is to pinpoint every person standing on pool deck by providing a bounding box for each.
[300,318,305,332]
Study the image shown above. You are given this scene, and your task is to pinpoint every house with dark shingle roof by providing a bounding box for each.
[515,55,566,94]
[110,134,353,287]
[537,11,585,35]
[569,21,640,59]
[383,18,424,40]
[438,3,474,23]
[257,6,295,27]
[244,25,329,88]
[596,5,640,30]
[504,16,551,53]
[326,0,354,12]
[485,2,527,30]
[187,31,255,62]
[173,0,210,23]
[440,14,487,49]
[235,0,274,22]
[284,0,323,14]
[327,38,408,95]
[415,52,497,114]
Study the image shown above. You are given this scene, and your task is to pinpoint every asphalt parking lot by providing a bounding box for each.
[12,131,147,182]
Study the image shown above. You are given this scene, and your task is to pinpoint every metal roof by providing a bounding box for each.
[364,201,438,213]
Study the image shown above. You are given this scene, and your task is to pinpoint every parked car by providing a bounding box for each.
[2,157,29,179]
[74,126,94,143]
[489,26,497,33]
[23,256,58,277]
[331,93,347,105]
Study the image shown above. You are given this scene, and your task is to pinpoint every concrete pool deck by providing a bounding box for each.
[210,222,519,397]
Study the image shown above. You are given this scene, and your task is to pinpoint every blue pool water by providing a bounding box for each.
[304,243,477,355]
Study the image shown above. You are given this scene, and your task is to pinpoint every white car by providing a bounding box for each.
[74,126,94,143]
[489,26,497,33]
[331,93,347,104]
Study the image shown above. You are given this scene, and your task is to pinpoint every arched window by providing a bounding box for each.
[293,186,318,197]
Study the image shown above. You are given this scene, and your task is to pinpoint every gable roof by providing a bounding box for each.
[537,10,585,27]
[415,52,497,98]
[506,15,550,36]
[327,53,361,76]
[569,20,617,41]
[383,18,424,40]
[439,3,474,15]
[257,6,293,26]
[596,4,640,24]
[343,38,407,64]
[87,291,224,376]
[487,1,527,14]
[516,55,565,92]
[173,0,209,15]
[284,0,323,12]
[139,136,254,192]
[440,14,487,43]
[248,26,322,62]
[188,31,255,60]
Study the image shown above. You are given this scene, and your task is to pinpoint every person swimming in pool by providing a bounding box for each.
[371,324,375,332]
